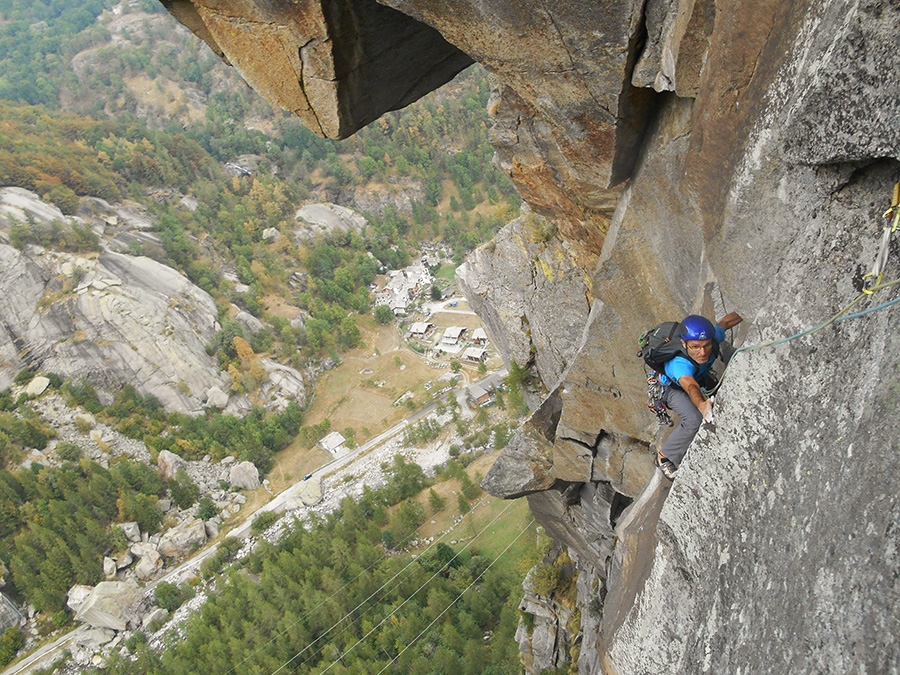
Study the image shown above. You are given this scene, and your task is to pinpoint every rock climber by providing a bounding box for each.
[655,312,743,479]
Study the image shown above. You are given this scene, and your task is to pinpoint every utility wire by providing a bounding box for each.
[288,495,499,670]
[221,489,472,675]
[273,500,518,675]
[374,518,537,675]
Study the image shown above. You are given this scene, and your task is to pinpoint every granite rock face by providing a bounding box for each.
[160,0,472,138]
[0,242,226,413]
[159,0,900,672]
[0,188,308,416]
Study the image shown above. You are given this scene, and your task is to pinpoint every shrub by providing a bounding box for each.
[155,581,187,612]
[457,493,470,514]
[168,469,199,509]
[251,510,279,535]
[55,442,82,462]
[13,368,35,386]
[197,496,217,521]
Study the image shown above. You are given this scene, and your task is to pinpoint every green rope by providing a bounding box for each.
[707,276,900,396]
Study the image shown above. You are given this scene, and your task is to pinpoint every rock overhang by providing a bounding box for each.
[160,0,474,139]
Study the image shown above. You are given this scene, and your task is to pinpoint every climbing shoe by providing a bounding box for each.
[655,454,678,480]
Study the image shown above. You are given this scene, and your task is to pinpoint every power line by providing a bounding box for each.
[220,491,480,675]
[273,500,519,675]
[273,495,502,672]
[374,518,536,675]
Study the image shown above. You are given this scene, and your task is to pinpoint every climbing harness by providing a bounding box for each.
[864,182,900,294]
[646,374,673,426]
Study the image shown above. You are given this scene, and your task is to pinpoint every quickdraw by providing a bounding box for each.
[864,182,900,294]
[646,374,673,426]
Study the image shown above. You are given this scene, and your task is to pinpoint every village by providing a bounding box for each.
[308,248,508,459]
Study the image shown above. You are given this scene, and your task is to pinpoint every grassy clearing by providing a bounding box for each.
[434,264,457,281]
[412,448,534,562]
[423,310,481,330]
[267,318,444,485]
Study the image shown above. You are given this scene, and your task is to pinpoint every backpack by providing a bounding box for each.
[638,320,722,374]
[638,321,686,373]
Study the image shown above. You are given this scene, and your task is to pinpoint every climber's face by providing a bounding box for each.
[683,339,713,364]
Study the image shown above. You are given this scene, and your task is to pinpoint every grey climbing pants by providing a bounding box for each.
[659,385,702,467]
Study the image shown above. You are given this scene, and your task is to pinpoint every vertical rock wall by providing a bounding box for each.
[160,0,900,672]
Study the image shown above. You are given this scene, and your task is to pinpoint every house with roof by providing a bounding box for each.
[441,326,467,345]
[479,368,509,392]
[471,328,488,345]
[317,431,346,456]
[466,383,492,407]
[409,321,434,338]
[463,347,488,363]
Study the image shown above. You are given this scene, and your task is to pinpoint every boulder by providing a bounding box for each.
[103,557,117,579]
[74,581,142,631]
[205,519,220,539]
[157,450,186,480]
[205,386,229,409]
[157,518,207,559]
[66,585,94,614]
[233,309,263,335]
[117,521,141,543]
[257,358,305,413]
[261,227,281,242]
[115,551,134,570]
[142,607,169,629]
[74,412,96,428]
[24,376,50,397]
[298,478,322,506]
[133,549,163,580]
[229,461,260,490]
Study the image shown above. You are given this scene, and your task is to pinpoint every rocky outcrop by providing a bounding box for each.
[0,187,308,416]
[156,1,900,673]
[0,241,227,413]
[293,202,369,244]
[457,211,594,391]
[160,0,472,138]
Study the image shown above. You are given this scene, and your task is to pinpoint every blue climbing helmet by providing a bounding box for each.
[680,315,715,341]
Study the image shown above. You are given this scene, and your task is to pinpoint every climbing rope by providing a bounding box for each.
[707,275,900,397]
[705,183,900,396]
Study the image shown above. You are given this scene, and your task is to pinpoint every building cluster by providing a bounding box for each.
[374,256,435,316]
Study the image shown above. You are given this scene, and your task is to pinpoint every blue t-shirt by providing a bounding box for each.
[658,325,726,387]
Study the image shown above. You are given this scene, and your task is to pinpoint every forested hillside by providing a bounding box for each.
[0,0,517,366]
[0,1,538,672]
[101,457,536,675]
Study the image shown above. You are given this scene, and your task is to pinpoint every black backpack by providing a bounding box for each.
[638,320,721,374]
[638,321,686,372]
